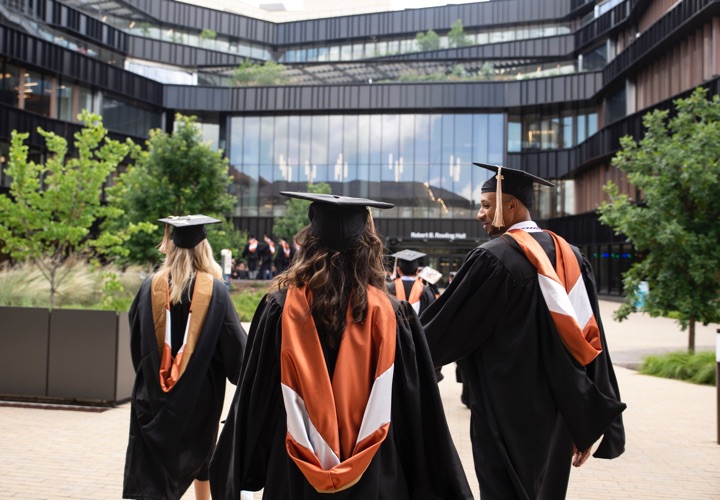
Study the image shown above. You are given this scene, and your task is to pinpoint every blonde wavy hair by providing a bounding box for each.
[159,239,223,304]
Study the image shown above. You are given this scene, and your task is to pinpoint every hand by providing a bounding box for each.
[572,445,592,467]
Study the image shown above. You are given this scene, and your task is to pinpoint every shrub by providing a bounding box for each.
[0,261,146,310]
[230,285,270,322]
[639,351,716,385]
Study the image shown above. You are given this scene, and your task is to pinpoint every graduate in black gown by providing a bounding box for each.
[420,164,626,500]
[210,192,472,500]
[386,249,437,315]
[123,215,246,500]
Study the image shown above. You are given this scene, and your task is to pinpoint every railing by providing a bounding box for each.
[604,0,720,86]
[575,0,630,49]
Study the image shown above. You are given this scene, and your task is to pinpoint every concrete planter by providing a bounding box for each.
[0,307,134,406]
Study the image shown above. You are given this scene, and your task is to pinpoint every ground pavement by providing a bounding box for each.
[0,300,719,499]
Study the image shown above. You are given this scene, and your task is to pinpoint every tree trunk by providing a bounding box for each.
[688,316,696,354]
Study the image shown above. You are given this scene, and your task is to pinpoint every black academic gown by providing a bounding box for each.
[123,276,246,500]
[387,279,436,315]
[420,232,626,500]
[209,290,473,500]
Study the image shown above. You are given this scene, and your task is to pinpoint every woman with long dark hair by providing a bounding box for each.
[210,193,472,499]
[123,215,246,500]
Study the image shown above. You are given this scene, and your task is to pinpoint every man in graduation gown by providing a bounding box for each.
[210,192,472,500]
[387,249,437,315]
[123,215,247,500]
[420,163,626,500]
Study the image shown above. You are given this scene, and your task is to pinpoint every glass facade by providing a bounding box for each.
[507,108,599,152]
[229,113,504,219]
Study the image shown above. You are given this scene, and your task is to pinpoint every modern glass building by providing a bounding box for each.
[1,0,719,293]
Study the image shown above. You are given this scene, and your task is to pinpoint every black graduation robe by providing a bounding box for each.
[123,276,246,500]
[420,231,626,500]
[387,279,437,315]
[209,290,473,500]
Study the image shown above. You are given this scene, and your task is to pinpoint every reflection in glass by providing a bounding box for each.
[228,112,506,219]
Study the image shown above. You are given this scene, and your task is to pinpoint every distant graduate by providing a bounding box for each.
[123,215,246,500]
[387,249,437,315]
[210,192,472,499]
[420,164,626,499]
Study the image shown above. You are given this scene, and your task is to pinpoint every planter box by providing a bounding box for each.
[0,306,134,406]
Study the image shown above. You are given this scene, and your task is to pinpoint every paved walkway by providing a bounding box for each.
[1,301,719,499]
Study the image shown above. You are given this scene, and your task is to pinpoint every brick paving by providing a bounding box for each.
[0,300,718,499]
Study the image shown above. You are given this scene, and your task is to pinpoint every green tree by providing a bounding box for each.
[415,29,441,52]
[597,87,720,352]
[0,111,150,309]
[272,183,331,242]
[107,114,239,265]
[448,19,471,48]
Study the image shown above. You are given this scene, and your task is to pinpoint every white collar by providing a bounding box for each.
[400,276,417,281]
[507,221,543,233]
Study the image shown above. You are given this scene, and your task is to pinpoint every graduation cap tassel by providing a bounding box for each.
[491,167,505,230]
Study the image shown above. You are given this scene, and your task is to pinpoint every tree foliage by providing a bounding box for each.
[272,183,331,242]
[0,111,150,308]
[415,29,441,52]
[597,87,720,351]
[232,59,289,86]
[448,19,471,48]
[106,114,240,265]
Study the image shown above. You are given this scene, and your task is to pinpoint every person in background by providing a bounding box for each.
[259,234,275,280]
[241,235,260,280]
[123,215,246,500]
[386,249,436,316]
[420,163,626,499]
[220,248,232,288]
[274,237,294,275]
[234,262,250,280]
[210,192,472,499]
[387,249,442,381]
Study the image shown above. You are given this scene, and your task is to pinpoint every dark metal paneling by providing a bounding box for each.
[0,104,147,150]
[121,0,570,46]
[47,309,119,402]
[0,25,163,105]
[603,0,720,90]
[276,0,572,44]
[128,36,247,66]
[382,35,575,61]
[166,73,602,112]
[122,0,277,44]
[0,307,50,397]
[41,0,129,53]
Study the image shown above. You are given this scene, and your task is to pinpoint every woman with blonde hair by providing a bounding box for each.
[210,193,471,499]
[123,215,246,500]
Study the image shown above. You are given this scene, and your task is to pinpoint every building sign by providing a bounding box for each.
[410,231,468,240]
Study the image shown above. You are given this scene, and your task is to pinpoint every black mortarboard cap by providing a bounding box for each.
[279,191,394,251]
[474,162,555,229]
[158,215,221,249]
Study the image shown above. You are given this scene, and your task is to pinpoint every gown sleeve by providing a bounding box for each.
[219,289,248,385]
[419,248,511,366]
[128,279,150,372]
[392,300,474,499]
[580,254,626,459]
[209,294,284,499]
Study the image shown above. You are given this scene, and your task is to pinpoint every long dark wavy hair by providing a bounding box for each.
[269,212,387,348]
